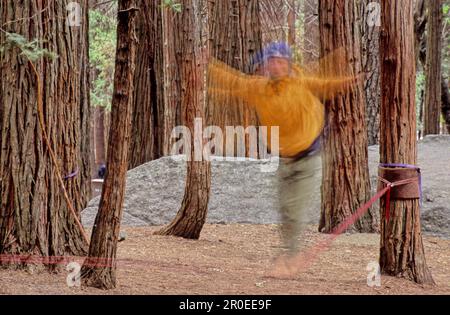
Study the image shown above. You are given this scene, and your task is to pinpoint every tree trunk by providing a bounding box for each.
[414,0,450,135]
[0,0,90,269]
[104,109,111,151]
[419,89,425,139]
[379,0,434,285]
[90,111,98,179]
[128,0,165,169]
[81,0,138,289]
[155,0,212,240]
[287,0,296,46]
[442,78,450,134]
[414,0,426,67]
[360,0,381,145]
[303,0,319,64]
[161,5,183,157]
[207,0,262,157]
[79,3,93,201]
[423,0,442,136]
[318,0,377,233]
[94,106,107,167]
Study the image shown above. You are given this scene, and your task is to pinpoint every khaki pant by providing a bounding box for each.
[277,153,322,255]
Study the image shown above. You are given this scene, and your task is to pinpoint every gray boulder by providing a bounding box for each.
[82,135,450,239]
[421,207,450,238]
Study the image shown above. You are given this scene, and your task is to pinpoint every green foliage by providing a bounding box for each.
[0,32,57,62]
[89,9,117,110]
[161,0,183,13]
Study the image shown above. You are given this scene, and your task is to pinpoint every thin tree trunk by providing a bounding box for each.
[155,0,211,240]
[379,0,434,285]
[80,3,93,201]
[442,78,450,133]
[90,110,97,179]
[414,0,426,66]
[81,0,138,289]
[94,106,106,167]
[419,89,425,139]
[161,5,183,157]
[287,0,297,46]
[104,109,111,152]
[360,0,381,145]
[303,0,319,64]
[423,0,442,135]
[318,0,377,233]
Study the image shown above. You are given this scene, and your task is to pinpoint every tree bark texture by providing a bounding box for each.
[0,0,90,269]
[207,0,262,157]
[360,0,381,145]
[128,0,165,169]
[160,4,183,156]
[318,0,377,233]
[379,0,434,285]
[155,0,212,240]
[81,0,138,289]
[414,0,450,135]
[423,0,442,135]
[94,106,107,166]
[287,0,297,46]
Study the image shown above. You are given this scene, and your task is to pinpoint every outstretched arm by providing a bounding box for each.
[208,59,267,103]
[299,75,359,100]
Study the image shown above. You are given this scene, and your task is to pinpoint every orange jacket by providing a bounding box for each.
[208,59,356,158]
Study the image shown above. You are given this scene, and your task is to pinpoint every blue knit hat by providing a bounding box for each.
[262,42,292,61]
[250,42,293,69]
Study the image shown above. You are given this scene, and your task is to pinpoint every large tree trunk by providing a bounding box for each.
[379,0,434,285]
[128,0,165,169]
[207,0,262,157]
[318,0,377,233]
[0,0,90,269]
[155,0,211,240]
[360,0,381,145]
[423,0,442,136]
[81,0,138,289]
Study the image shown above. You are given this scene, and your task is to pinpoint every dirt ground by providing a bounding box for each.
[0,224,449,295]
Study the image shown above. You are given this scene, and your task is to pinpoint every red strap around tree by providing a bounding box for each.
[378,176,420,223]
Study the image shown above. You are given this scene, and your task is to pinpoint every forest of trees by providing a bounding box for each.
[0,0,448,290]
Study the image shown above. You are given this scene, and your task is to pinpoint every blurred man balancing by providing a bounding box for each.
[208,42,358,278]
